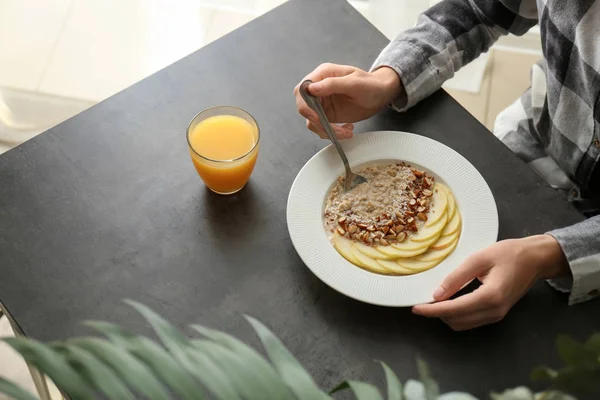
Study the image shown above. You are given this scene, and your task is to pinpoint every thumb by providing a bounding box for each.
[434,252,491,301]
[309,76,356,97]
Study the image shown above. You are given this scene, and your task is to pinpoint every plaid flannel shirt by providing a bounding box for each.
[371,0,600,304]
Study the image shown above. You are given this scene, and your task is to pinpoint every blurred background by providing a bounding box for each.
[0,0,541,397]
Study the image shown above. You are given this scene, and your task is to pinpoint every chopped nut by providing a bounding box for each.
[417,206,426,213]
[384,234,396,241]
[409,199,417,207]
[348,225,358,234]
[394,224,405,232]
[417,212,427,221]
[395,211,403,219]
[387,170,397,177]
[380,238,389,246]
[338,216,347,224]
[405,210,415,216]
[381,226,390,234]
[407,217,414,224]
[396,232,407,242]
[366,225,376,232]
[412,169,424,178]
[337,226,346,235]
[357,223,368,229]
[423,189,433,197]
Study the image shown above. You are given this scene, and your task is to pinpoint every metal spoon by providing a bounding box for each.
[299,80,367,192]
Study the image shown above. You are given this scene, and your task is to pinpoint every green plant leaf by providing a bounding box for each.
[490,386,534,400]
[438,392,479,400]
[85,321,203,400]
[530,366,558,381]
[534,391,577,400]
[556,335,597,368]
[54,344,135,400]
[331,381,384,400]
[584,333,600,356]
[344,381,384,400]
[329,381,350,395]
[2,337,93,400]
[379,362,403,400]
[245,316,330,400]
[191,324,294,399]
[126,300,241,400]
[68,338,171,400]
[0,377,39,400]
[552,366,600,397]
[416,357,439,400]
[191,338,293,400]
[403,379,426,400]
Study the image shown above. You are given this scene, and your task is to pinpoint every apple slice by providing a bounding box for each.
[441,209,461,237]
[414,236,459,262]
[438,184,456,220]
[425,185,448,227]
[430,229,460,250]
[377,233,440,258]
[351,245,391,274]
[376,234,431,252]
[377,259,417,275]
[409,210,448,243]
[354,241,395,260]
[333,234,360,264]
[396,257,440,272]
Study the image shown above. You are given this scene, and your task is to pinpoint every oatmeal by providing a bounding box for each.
[324,163,435,246]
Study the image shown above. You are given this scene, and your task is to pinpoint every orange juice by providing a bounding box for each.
[187,110,259,194]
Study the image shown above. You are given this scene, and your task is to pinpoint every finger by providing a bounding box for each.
[412,289,489,319]
[337,123,354,139]
[308,76,357,97]
[306,120,354,139]
[306,119,327,138]
[433,251,492,301]
[442,311,504,331]
[304,63,356,82]
[295,92,319,121]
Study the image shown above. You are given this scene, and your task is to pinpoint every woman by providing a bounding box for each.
[294,0,600,331]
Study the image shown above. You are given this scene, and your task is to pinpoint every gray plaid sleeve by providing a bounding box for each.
[371,0,538,111]
[547,216,600,305]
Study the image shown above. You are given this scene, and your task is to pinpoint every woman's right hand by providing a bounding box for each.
[293,63,404,139]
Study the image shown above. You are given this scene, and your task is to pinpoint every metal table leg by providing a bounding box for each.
[0,303,54,400]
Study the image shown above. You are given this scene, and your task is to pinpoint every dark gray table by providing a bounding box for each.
[1,0,599,397]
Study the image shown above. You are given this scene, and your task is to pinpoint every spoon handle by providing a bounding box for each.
[299,80,353,175]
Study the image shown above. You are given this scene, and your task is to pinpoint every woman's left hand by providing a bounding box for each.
[412,235,570,331]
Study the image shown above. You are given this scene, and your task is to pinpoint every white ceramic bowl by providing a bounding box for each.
[287,131,498,306]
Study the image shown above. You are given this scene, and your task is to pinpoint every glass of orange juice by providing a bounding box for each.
[186,106,260,195]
